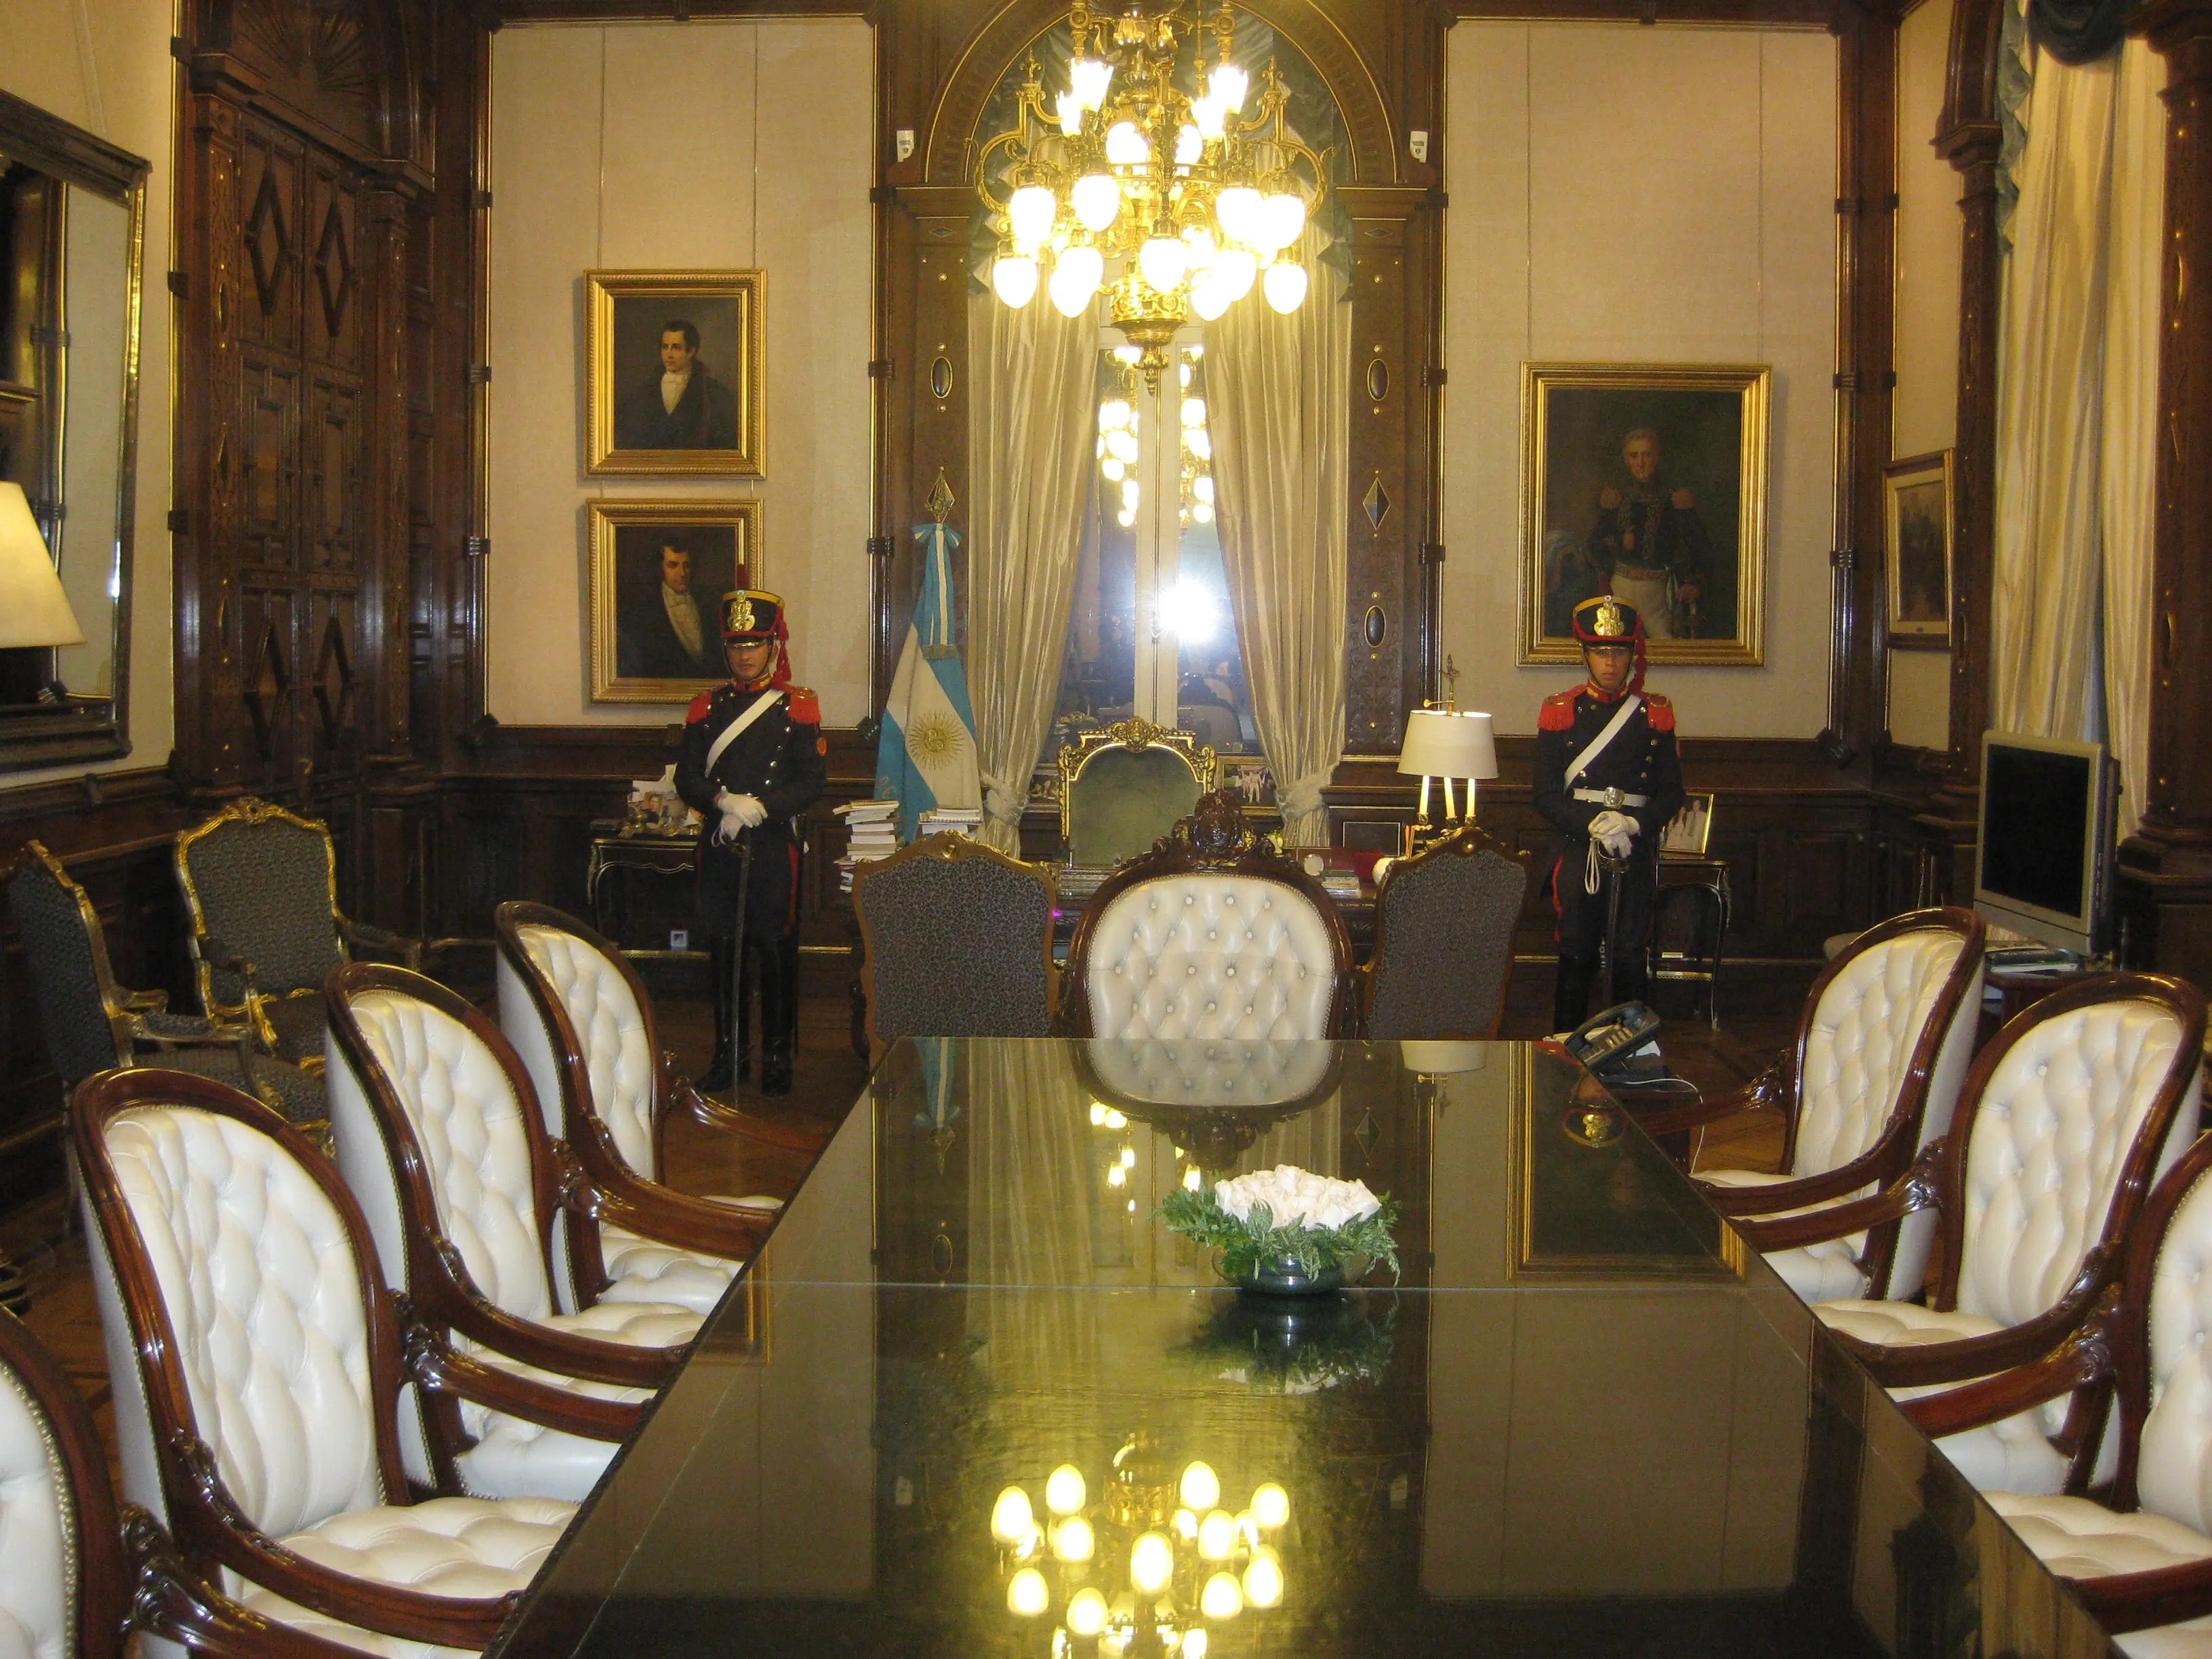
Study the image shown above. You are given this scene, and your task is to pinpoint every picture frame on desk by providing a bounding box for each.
[1883,449,1954,649]
[1660,792,1713,859]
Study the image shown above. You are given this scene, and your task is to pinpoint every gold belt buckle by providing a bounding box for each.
[1604,787,1623,808]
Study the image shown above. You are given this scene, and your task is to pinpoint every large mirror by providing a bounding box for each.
[0,90,146,771]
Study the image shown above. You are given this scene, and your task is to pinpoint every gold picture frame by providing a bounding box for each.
[1884,449,1954,648]
[1518,361,1771,667]
[588,498,762,704]
[585,269,764,476]
[1660,792,1715,859]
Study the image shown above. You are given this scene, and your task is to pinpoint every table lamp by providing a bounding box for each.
[1397,708,1496,852]
[0,483,85,704]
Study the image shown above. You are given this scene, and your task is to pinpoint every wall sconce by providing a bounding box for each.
[1395,708,1496,853]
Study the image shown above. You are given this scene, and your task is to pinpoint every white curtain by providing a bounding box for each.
[968,289,1098,853]
[1990,39,2166,834]
[1206,230,1353,846]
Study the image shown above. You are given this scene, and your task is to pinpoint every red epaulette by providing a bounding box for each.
[1538,690,1578,732]
[685,687,718,724]
[1643,692,1676,733]
[785,684,821,726]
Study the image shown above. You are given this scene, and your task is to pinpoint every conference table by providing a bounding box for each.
[487,1038,2117,1658]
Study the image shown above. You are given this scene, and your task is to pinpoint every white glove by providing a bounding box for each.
[714,790,768,840]
[1589,810,1637,860]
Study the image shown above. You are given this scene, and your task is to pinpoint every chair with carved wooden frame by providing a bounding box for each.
[853,832,1059,1052]
[1638,907,1987,1305]
[494,900,814,1300]
[73,1067,595,1654]
[1359,823,1531,1040]
[323,964,750,1502]
[1059,716,1221,868]
[1904,1130,2212,1653]
[1064,791,1352,1040]
[1737,973,2205,1498]
[5,838,326,1133]
[0,1302,384,1659]
[173,796,426,1073]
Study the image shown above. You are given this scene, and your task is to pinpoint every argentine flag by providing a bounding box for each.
[876,522,981,842]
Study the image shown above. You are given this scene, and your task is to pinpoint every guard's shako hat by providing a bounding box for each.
[1570,594,1644,647]
[719,589,784,643]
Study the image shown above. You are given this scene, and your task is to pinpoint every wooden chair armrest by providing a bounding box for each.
[124,1507,372,1659]
[426,1241,686,1389]
[1633,1064,1792,1139]
[1728,1137,1947,1252]
[661,1055,830,1152]
[1898,1301,2118,1439]
[2069,1556,2212,1635]
[1830,1256,2116,1391]
[1698,1160,1888,1216]
[337,915,422,970]
[583,1165,771,1262]
[405,1328,643,1441]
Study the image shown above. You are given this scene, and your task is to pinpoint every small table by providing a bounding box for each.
[585,821,703,959]
[1652,854,1732,1026]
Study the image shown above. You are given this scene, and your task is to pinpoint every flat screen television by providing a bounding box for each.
[1973,730,2118,958]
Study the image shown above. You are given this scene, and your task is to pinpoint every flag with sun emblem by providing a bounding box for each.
[876,521,981,842]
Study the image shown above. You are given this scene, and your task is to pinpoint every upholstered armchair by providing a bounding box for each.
[1737,974,2205,1496]
[73,1067,588,1654]
[5,838,325,1132]
[1064,792,1351,1040]
[324,964,726,1502]
[1059,717,1218,867]
[173,796,424,1072]
[853,833,1058,1048]
[1359,824,1531,1040]
[494,901,802,1305]
[1640,907,1986,1303]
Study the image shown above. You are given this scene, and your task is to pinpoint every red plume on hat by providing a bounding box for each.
[1570,594,1649,695]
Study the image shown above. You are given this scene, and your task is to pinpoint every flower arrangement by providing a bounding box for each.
[1158,1165,1400,1286]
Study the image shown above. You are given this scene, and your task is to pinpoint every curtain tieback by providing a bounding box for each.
[981,773,1027,827]
[1277,769,1333,821]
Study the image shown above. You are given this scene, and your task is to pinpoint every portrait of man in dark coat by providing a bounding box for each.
[613,317,741,451]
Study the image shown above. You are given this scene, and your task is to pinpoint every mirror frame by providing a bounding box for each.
[0,89,147,772]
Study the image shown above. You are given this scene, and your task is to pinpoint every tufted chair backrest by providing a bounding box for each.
[329,985,554,1324]
[178,804,342,1005]
[855,839,1056,1042]
[2138,1152,2212,1533]
[1954,995,2201,1330]
[5,846,124,1086]
[1365,833,1528,1040]
[0,1333,78,1659]
[495,924,646,1185]
[91,1105,384,1539]
[1082,874,1340,1040]
[1793,926,1982,1180]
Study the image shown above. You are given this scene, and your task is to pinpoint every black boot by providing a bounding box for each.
[760,936,798,1097]
[1553,954,1597,1036]
[696,935,737,1092]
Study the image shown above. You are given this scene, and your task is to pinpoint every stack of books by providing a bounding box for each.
[917,804,983,838]
[835,800,900,893]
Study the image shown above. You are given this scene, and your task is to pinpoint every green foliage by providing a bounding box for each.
[1158,1187,1401,1284]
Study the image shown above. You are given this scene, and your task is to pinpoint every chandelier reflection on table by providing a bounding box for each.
[977,1,1334,388]
[991,1437,1289,1654]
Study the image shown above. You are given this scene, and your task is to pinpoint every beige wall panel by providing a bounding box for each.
[0,0,178,786]
[1443,22,1840,738]
[1888,0,1961,745]
[487,19,874,728]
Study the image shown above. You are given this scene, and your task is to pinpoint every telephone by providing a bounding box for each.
[1561,1001,1664,1082]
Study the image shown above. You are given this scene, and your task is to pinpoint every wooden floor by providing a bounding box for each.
[3,972,1796,1492]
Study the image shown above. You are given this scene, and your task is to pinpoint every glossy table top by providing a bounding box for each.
[489,1038,2116,1659]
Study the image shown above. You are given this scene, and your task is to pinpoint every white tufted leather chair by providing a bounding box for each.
[1740,974,2206,1500]
[73,1067,585,1656]
[324,964,712,1504]
[1065,817,1350,1041]
[1080,1038,1338,1110]
[1662,908,1986,1303]
[493,903,799,1316]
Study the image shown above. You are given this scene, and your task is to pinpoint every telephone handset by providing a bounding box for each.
[1561,1001,1664,1080]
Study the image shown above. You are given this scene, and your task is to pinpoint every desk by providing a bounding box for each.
[585,820,702,960]
[489,1038,2116,1658]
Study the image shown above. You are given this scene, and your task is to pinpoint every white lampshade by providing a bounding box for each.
[0,484,85,649]
[1397,708,1496,781]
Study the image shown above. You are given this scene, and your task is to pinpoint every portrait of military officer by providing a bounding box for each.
[617,535,725,680]
[1586,428,1713,641]
[613,316,741,452]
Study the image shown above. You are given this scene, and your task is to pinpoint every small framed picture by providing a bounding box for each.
[585,270,764,476]
[1660,793,1713,859]
[588,499,761,704]
[1884,449,1954,648]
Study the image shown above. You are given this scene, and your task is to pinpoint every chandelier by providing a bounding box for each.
[978,1,1334,388]
[990,1438,1290,1654]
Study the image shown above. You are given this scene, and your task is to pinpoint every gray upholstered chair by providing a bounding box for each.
[1060,718,1218,868]
[173,796,423,1072]
[5,838,325,1133]
[853,833,1058,1049]
[75,1066,583,1654]
[1359,825,1530,1040]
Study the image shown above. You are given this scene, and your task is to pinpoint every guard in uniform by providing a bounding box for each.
[1533,595,1684,1033]
[676,590,827,1097]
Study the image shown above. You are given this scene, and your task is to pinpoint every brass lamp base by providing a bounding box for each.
[1403,816,1470,857]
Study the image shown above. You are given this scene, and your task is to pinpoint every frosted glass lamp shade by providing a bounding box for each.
[1397,709,1496,781]
[0,485,85,649]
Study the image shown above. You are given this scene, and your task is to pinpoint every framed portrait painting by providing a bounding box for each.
[1518,363,1771,667]
[586,270,764,476]
[588,499,761,704]
[1884,449,1954,647]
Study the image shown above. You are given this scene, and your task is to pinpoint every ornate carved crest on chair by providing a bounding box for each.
[1058,716,1221,868]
